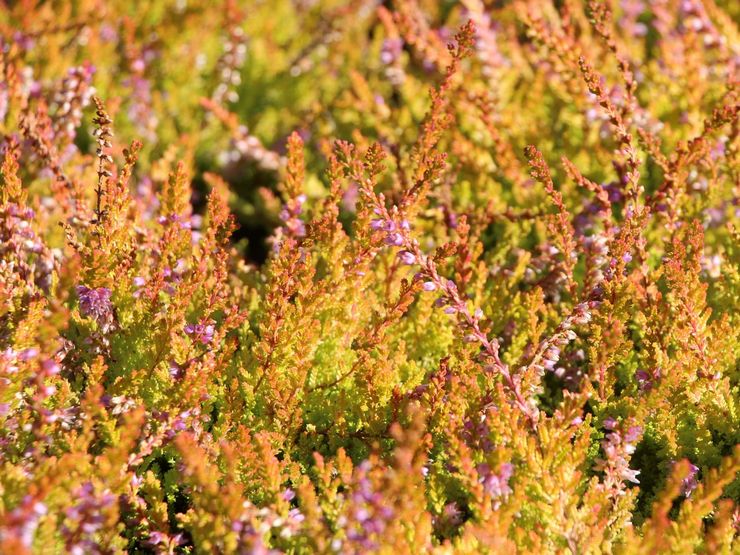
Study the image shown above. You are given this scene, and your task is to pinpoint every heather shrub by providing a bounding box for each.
[0,1,738,553]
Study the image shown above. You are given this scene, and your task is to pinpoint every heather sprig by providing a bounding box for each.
[91,96,114,222]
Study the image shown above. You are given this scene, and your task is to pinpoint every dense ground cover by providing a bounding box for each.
[0,0,739,553]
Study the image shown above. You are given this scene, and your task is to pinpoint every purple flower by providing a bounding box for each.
[380,38,403,65]
[370,218,385,230]
[422,281,437,291]
[595,420,642,494]
[443,502,462,524]
[0,496,47,549]
[19,348,39,361]
[287,219,306,238]
[132,276,146,298]
[345,462,395,550]
[42,360,60,376]
[462,415,494,453]
[342,183,359,213]
[477,462,514,506]
[61,482,117,553]
[289,507,305,523]
[681,463,700,498]
[542,346,560,371]
[168,360,186,380]
[148,531,167,545]
[184,322,215,345]
[76,286,114,331]
[635,369,653,392]
[433,297,447,308]
[623,425,642,444]
[384,232,404,246]
[397,250,415,265]
[147,530,185,549]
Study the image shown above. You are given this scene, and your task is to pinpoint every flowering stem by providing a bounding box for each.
[363,188,538,426]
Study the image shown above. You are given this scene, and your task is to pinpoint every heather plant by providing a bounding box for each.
[0,1,739,553]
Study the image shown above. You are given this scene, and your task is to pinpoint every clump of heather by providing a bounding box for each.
[0,1,739,553]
